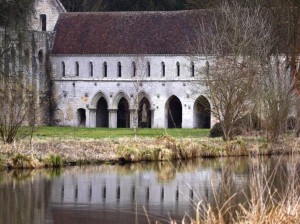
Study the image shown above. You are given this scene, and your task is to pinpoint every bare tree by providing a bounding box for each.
[266,0,300,138]
[0,0,38,144]
[0,32,39,144]
[130,56,148,138]
[0,75,37,144]
[256,56,297,142]
[195,0,273,141]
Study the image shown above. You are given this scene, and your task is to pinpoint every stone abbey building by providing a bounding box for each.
[3,0,214,129]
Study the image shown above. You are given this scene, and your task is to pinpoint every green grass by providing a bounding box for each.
[32,126,210,139]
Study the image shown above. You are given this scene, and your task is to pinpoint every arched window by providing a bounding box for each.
[89,61,93,77]
[176,62,180,77]
[24,49,30,68]
[118,62,122,77]
[147,62,150,77]
[103,62,107,77]
[161,62,165,77]
[191,62,195,77]
[62,61,65,77]
[132,62,136,77]
[75,61,79,76]
[205,61,209,74]
[40,14,47,31]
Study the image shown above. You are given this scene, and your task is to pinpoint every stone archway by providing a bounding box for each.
[77,108,86,127]
[165,96,182,128]
[117,97,130,128]
[194,96,211,128]
[138,97,151,128]
[96,97,109,127]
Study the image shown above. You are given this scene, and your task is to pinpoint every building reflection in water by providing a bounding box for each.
[50,159,251,223]
[0,170,52,224]
[0,156,294,224]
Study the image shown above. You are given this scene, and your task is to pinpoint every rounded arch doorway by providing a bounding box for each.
[165,96,182,128]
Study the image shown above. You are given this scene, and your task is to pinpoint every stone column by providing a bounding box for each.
[108,109,117,128]
[181,97,195,128]
[150,109,155,128]
[89,108,96,128]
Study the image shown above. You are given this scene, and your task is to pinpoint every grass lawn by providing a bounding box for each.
[32,126,210,139]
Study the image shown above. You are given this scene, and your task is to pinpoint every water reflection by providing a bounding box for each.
[0,156,298,224]
[0,169,53,224]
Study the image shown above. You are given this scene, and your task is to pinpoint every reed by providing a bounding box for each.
[0,134,299,169]
[11,153,40,169]
[43,154,63,167]
[183,154,300,224]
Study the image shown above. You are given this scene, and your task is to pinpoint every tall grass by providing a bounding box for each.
[183,154,300,224]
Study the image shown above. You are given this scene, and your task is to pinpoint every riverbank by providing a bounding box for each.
[0,134,299,169]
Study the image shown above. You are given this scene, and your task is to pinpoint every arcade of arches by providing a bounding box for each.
[83,95,211,129]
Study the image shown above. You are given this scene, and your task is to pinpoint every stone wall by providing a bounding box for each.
[31,0,66,31]
[50,55,216,128]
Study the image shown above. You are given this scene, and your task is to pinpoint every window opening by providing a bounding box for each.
[62,62,65,77]
[162,62,165,77]
[191,62,195,77]
[132,62,136,77]
[75,61,79,76]
[89,62,93,77]
[176,62,180,77]
[147,62,150,77]
[118,62,122,77]
[103,62,107,77]
[40,14,46,31]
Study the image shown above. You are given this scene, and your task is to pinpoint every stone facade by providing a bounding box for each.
[30,0,66,31]
[51,55,215,128]
[48,6,216,129]
[2,0,215,129]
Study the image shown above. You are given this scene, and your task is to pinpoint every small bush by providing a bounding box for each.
[11,153,35,169]
[210,123,223,138]
[225,139,248,156]
[117,145,142,162]
[155,134,177,150]
[44,154,63,167]
[210,114,262,139]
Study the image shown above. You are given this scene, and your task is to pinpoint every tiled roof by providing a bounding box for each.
[51,10,208,55]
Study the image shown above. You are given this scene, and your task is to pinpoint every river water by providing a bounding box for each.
[0,155,298,224]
